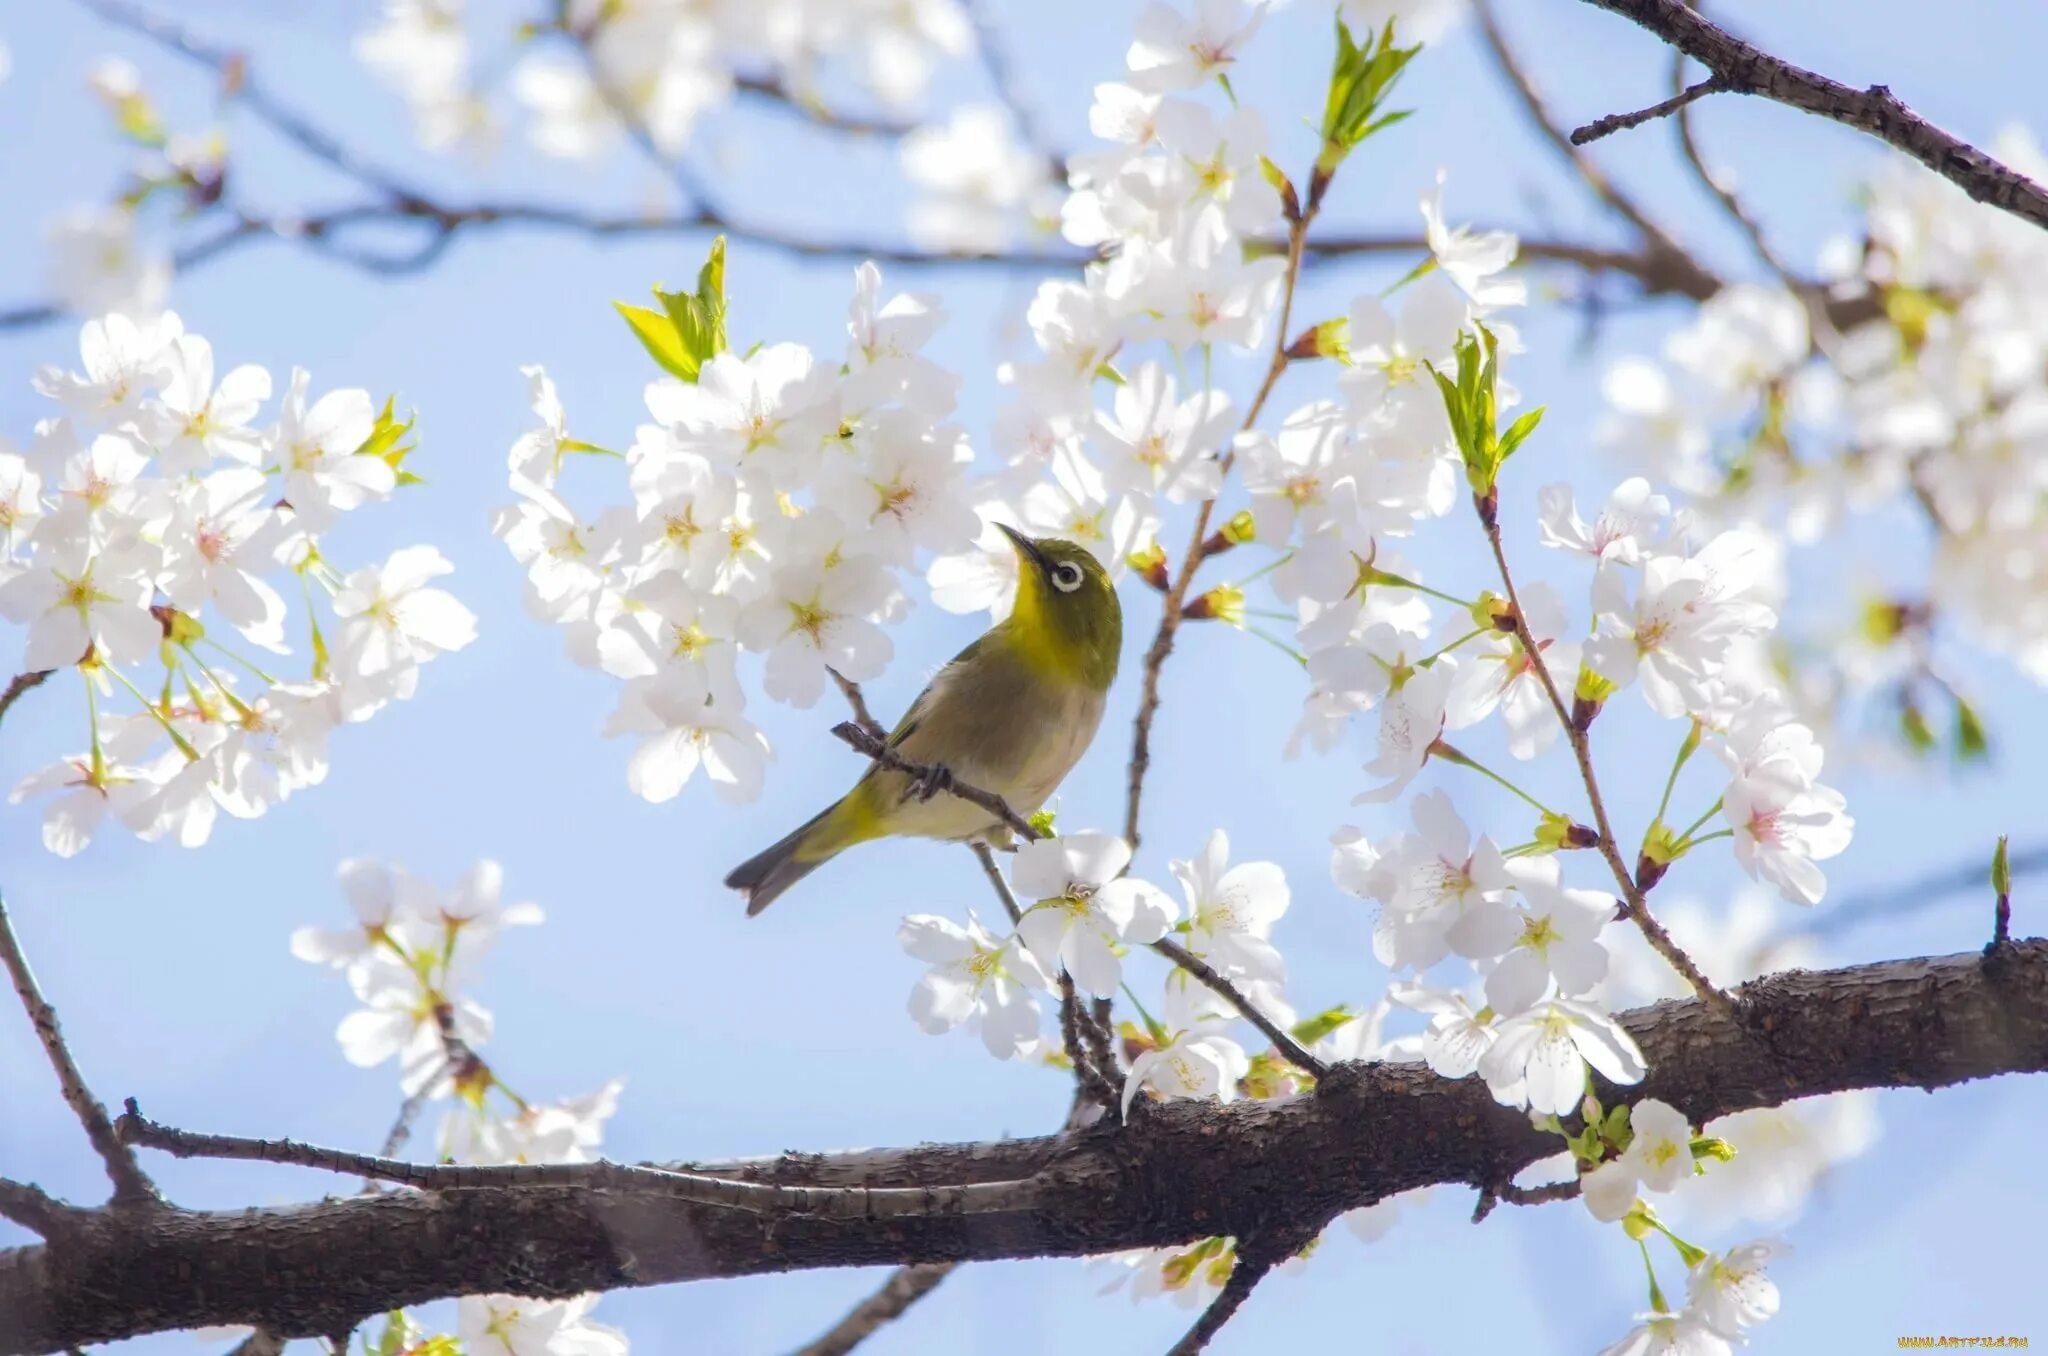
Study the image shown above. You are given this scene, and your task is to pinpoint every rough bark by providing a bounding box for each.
[1576,0,2048,233]
[3,942,2044,1353]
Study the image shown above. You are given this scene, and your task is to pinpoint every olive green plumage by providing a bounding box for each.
[725,527,1122,915]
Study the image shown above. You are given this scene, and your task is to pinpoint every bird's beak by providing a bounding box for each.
[997,523,1049,573]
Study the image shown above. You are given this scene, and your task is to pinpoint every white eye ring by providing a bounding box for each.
[1050,561,1084,593]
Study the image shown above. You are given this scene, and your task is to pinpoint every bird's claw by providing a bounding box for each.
[913,763,956,802]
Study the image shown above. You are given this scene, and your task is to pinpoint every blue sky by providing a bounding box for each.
[2,1,2045,1351]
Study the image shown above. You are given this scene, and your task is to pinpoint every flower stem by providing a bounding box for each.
[104,664,201,761]
[1432,741,1558,818]
[1677,797,1724,843]
[1418,626,1488,667]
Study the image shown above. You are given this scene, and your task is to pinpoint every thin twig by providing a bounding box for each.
[0,671,51,728]
[828,669,886,742]
[970,841,1119,1105]
[1569,74,1728,145]
[1573,0,2048,234]
[1471,0,1718,298]
[1470,1176,1581,1223]
[733,74,918,139]
[1477,512,1735,1015]
[1152,937,1327,1078]
[115,1100,1047,1220]
[0,892,159,1205]
[224,1331,286,1356]
[833,721,1042,842]
[0,210,1738,331]
[1057,973,1122,1111]
[1666,41,1805,289]
[1125,204,1313,853]
[789,1264,957,1356]
[968,840,1029,923]
[962,0,1065,177]
[1164,1237,1296,1356]
[1812,841,2045,938]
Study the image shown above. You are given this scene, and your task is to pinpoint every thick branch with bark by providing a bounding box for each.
[5,942,2043,1352]
[1573,0,2048,233]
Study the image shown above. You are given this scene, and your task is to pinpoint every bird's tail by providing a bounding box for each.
[724,793,874,916]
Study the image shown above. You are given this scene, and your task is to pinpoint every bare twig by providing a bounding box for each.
[832,721,1042,842]
[1666,40,1806,290]
[1573,0,2048,234]
[1057,973,1122,1111]
[1471,0,1719,300]
[77,0,418,200]
[1125,202,1313,853]
[115,1099,1046,1220]
[789,1264,957,1356]
[1477,513,1735,1014]
[962,0,1065,177]
[0,893,158,1205]
[1164,1235,1305,1356]
[1470,1177,1581,1223]
[733,74,917,139]
[0,206,1745,330]
[224,1332,286,1356]
[828,669,886,742]
[1570,74,1728,144]
[1152,937,1327,1078]
[0,671,51,728]
[1812,840,2046,938]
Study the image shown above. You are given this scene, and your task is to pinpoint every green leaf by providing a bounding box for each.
[1496,406,1547,464]
[352,397,419,481]
[616,301,695,379]
[1953,693,1989,761]
[1095,361,1128,386]
[1992,834,2012,897]
[1289,1005,1357,1045]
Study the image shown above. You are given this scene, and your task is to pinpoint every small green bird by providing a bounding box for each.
[725,526,1122,915]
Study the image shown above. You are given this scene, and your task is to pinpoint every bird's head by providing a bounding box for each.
[999,525,1122,692]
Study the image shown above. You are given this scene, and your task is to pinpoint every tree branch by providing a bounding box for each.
[1163,1235,1301,1356]
[1569,74,1729,145]
[113,1100,1045,1220]
[827,669,886,742]
[1470,0,1721,301]
[1150,938,1327,1079]
[0,672,50,729]
[0,893,158,1207]
[1477,507,1734,1014]
[788,1265,956,1356]
[9,941,2040,1351]
[831,720,1042,842]
[1572,0,2048,234]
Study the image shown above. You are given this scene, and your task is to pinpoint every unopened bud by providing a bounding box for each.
[1992,834,2012,898]
[1286,318,1350,363]
[1690,1136,1737,1164]
[1128,542,1169,592]
[1182,584,1245,625]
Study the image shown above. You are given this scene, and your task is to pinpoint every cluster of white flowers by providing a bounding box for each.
[358,0,978,162]
[292,859,629,1356]
[480,0,1869,1341]
[495,259,980,803]
[1600,127,2048,734]
[901,828,1288,1110]
[0,312,476,855]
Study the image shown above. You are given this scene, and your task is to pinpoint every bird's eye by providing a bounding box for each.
[1050,561,1084,593]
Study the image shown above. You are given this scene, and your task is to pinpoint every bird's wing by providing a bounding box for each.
[883,631,991,750]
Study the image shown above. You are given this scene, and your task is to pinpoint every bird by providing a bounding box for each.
[725,525,1122,915]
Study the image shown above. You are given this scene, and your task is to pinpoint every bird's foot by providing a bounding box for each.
[913,762,957,802]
